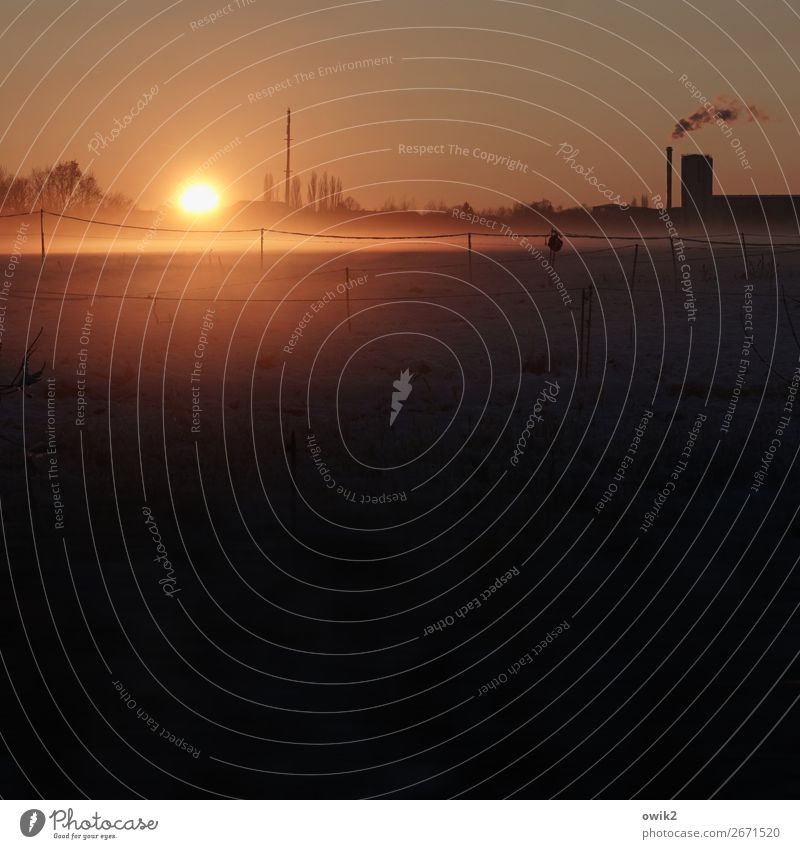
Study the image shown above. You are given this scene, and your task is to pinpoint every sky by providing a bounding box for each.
[1,0,799,211]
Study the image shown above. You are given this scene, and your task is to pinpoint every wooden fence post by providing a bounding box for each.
[579,287,586,378]
[584,286,593,377]
[741,231,750,276]
[286,428,297,531]
[630,244,639,344]
[345,266,351,331]
[670,236,678,293]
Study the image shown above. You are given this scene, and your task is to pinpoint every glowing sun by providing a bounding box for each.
[179,184,218,213]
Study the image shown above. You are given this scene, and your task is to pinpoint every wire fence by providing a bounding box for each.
[1,208,797,304]
[2,206,798,385]
[1,207,799,246]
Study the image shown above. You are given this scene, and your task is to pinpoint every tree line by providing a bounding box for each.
[1,159,601,220]
[261,176,593,219]
[263,169,359,211]
[0,161,131,213]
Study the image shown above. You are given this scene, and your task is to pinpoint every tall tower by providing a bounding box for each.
[284,108,292,205]
[666,146,673,213]
[681,154,713,223]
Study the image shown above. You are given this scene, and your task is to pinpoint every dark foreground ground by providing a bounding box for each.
[1,238,799,798]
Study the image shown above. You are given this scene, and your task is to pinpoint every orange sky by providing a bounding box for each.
[2,0,798,211]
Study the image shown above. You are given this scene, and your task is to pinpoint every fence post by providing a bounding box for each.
[286,428,297,531]
[584,286,593,377]
[40,208,45,262]
[670,236,678,293]
[629,244,639,345]
[467,232,473,284]
[740,231,750,276]
[579,287,586,378]
[260,228,264,270]
[345,266,351,331]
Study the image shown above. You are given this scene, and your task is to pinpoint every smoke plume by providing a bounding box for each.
[672,97,767,139]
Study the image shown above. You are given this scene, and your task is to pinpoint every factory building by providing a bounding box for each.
[674,150,800,229]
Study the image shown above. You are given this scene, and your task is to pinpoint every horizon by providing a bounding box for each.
[2,0,798,214]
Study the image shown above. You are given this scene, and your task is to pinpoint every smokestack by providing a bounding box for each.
[666,146,673,213]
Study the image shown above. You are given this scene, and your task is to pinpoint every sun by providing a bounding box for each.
[179,184,218,213]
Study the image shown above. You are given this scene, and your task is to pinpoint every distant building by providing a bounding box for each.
[680,153,800,228]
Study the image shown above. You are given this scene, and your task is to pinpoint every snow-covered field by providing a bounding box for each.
[2,232,799,797]
[3,234,797,519]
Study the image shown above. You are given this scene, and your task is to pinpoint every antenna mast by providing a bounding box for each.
[284,108,292,205]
